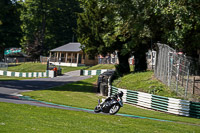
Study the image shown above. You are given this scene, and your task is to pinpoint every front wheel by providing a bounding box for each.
[94,105,101,113]
[109,104,120,115]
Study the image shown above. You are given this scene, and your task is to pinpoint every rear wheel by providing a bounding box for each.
[109,104,120,115]
[94,105,101,113]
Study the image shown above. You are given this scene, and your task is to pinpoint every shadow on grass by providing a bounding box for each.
[8,64,21,67]
[0,93,23,100]
[0,76,96,100]
[48,81,96,93]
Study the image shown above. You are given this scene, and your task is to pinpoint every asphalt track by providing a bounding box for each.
[0,70,91,109]
[3,95,200,126]
[0,71,200,126]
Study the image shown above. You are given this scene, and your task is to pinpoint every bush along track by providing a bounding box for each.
[9,95,200,126]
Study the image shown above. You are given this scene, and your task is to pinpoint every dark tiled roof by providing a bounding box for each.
[50,42,82,52]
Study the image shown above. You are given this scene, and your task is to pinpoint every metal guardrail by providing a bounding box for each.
[80,69,110,76]
[0,70,54,78]
[108,84,200,118]
[0,62,8,71]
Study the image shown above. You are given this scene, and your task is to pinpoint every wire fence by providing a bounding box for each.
[98,57,118,64]
[0,62,8,71]
[154,43,200,101]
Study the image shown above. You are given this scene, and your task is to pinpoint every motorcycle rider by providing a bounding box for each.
[100,91,123,105]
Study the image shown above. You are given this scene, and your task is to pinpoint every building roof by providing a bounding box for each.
[50,42,82,52]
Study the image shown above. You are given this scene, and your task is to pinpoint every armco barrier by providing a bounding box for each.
[0,70,54,78]
[81,69,110,76]
[109,86,200,118]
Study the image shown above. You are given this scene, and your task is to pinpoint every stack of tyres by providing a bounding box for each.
[97,70,115,96]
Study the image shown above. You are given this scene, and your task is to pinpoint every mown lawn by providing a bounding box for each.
[60,66,87,73]
[112,71,178,98]
[22,76,200,126]
[7,62,47,72]
[86,64,115,70]
[0,75,36,81]
[0,102,199,133]
[6,62,87,73]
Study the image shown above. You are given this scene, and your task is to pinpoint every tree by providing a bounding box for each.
[20,0,81,58]
[20,0,47,58]
[0,0,22,58]
[77,0,156,75]
[47,0,82,49]
[76,0,114,59]
[76,0,132,75]
[157,1,200,57]
[77,0,200,76]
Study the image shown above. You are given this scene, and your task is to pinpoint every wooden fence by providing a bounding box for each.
[192,77,200,95]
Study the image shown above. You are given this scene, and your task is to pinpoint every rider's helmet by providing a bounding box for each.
[118,91,123,97]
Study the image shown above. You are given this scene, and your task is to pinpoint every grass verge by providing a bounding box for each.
[7,62,47,72]
[86,64,135,72]
[6,62,87,73]
[22,76,200,126]
[87,64,115,70]
[112,71,178,98]
[0,102,200,133]
[0,76,36,81]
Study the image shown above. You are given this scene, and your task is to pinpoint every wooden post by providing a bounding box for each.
[185,62,190,97]
[60,52,62,62]
[77,53,79,64]
[176,58,181,94]
[57,52,59,62]
[168,52,170,86]
[71,53,73,63]
[65,53,68,63]
[193,77,195,94]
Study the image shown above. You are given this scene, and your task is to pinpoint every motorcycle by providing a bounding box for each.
[94,91,123,115]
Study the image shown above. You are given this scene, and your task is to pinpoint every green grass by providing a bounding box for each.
[7,62,87,73]
[87,64,115,70]
[112,71,178,98]
[22,76,101,109]
[7,62,47,72]
[87,64,134,72]
[0,102,199,133]
[0,75,36,81]
[22,76,200,126]
[60,66,87,73]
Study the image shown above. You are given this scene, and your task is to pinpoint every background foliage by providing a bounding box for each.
[0,0,199,74]
[0,0,22,59]
[19,0,81,58]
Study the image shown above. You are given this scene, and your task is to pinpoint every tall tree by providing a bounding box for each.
[0,0,22,59]
[20,0,81,58]
[48,0,82,49]
[77,0,200,76]
[157,1,200,57]
[76,0,112,57]
[77,0,156,75]
[20,0,47,58]
[77,0,132,75]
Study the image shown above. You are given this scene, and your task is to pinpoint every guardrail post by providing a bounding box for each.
[176,58,181,94]
[108,78,111,96]
[185,62,190,97]
[168,52,170,86]
[192,77,195,94]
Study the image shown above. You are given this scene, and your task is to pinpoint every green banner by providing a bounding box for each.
[4,48,21,55]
